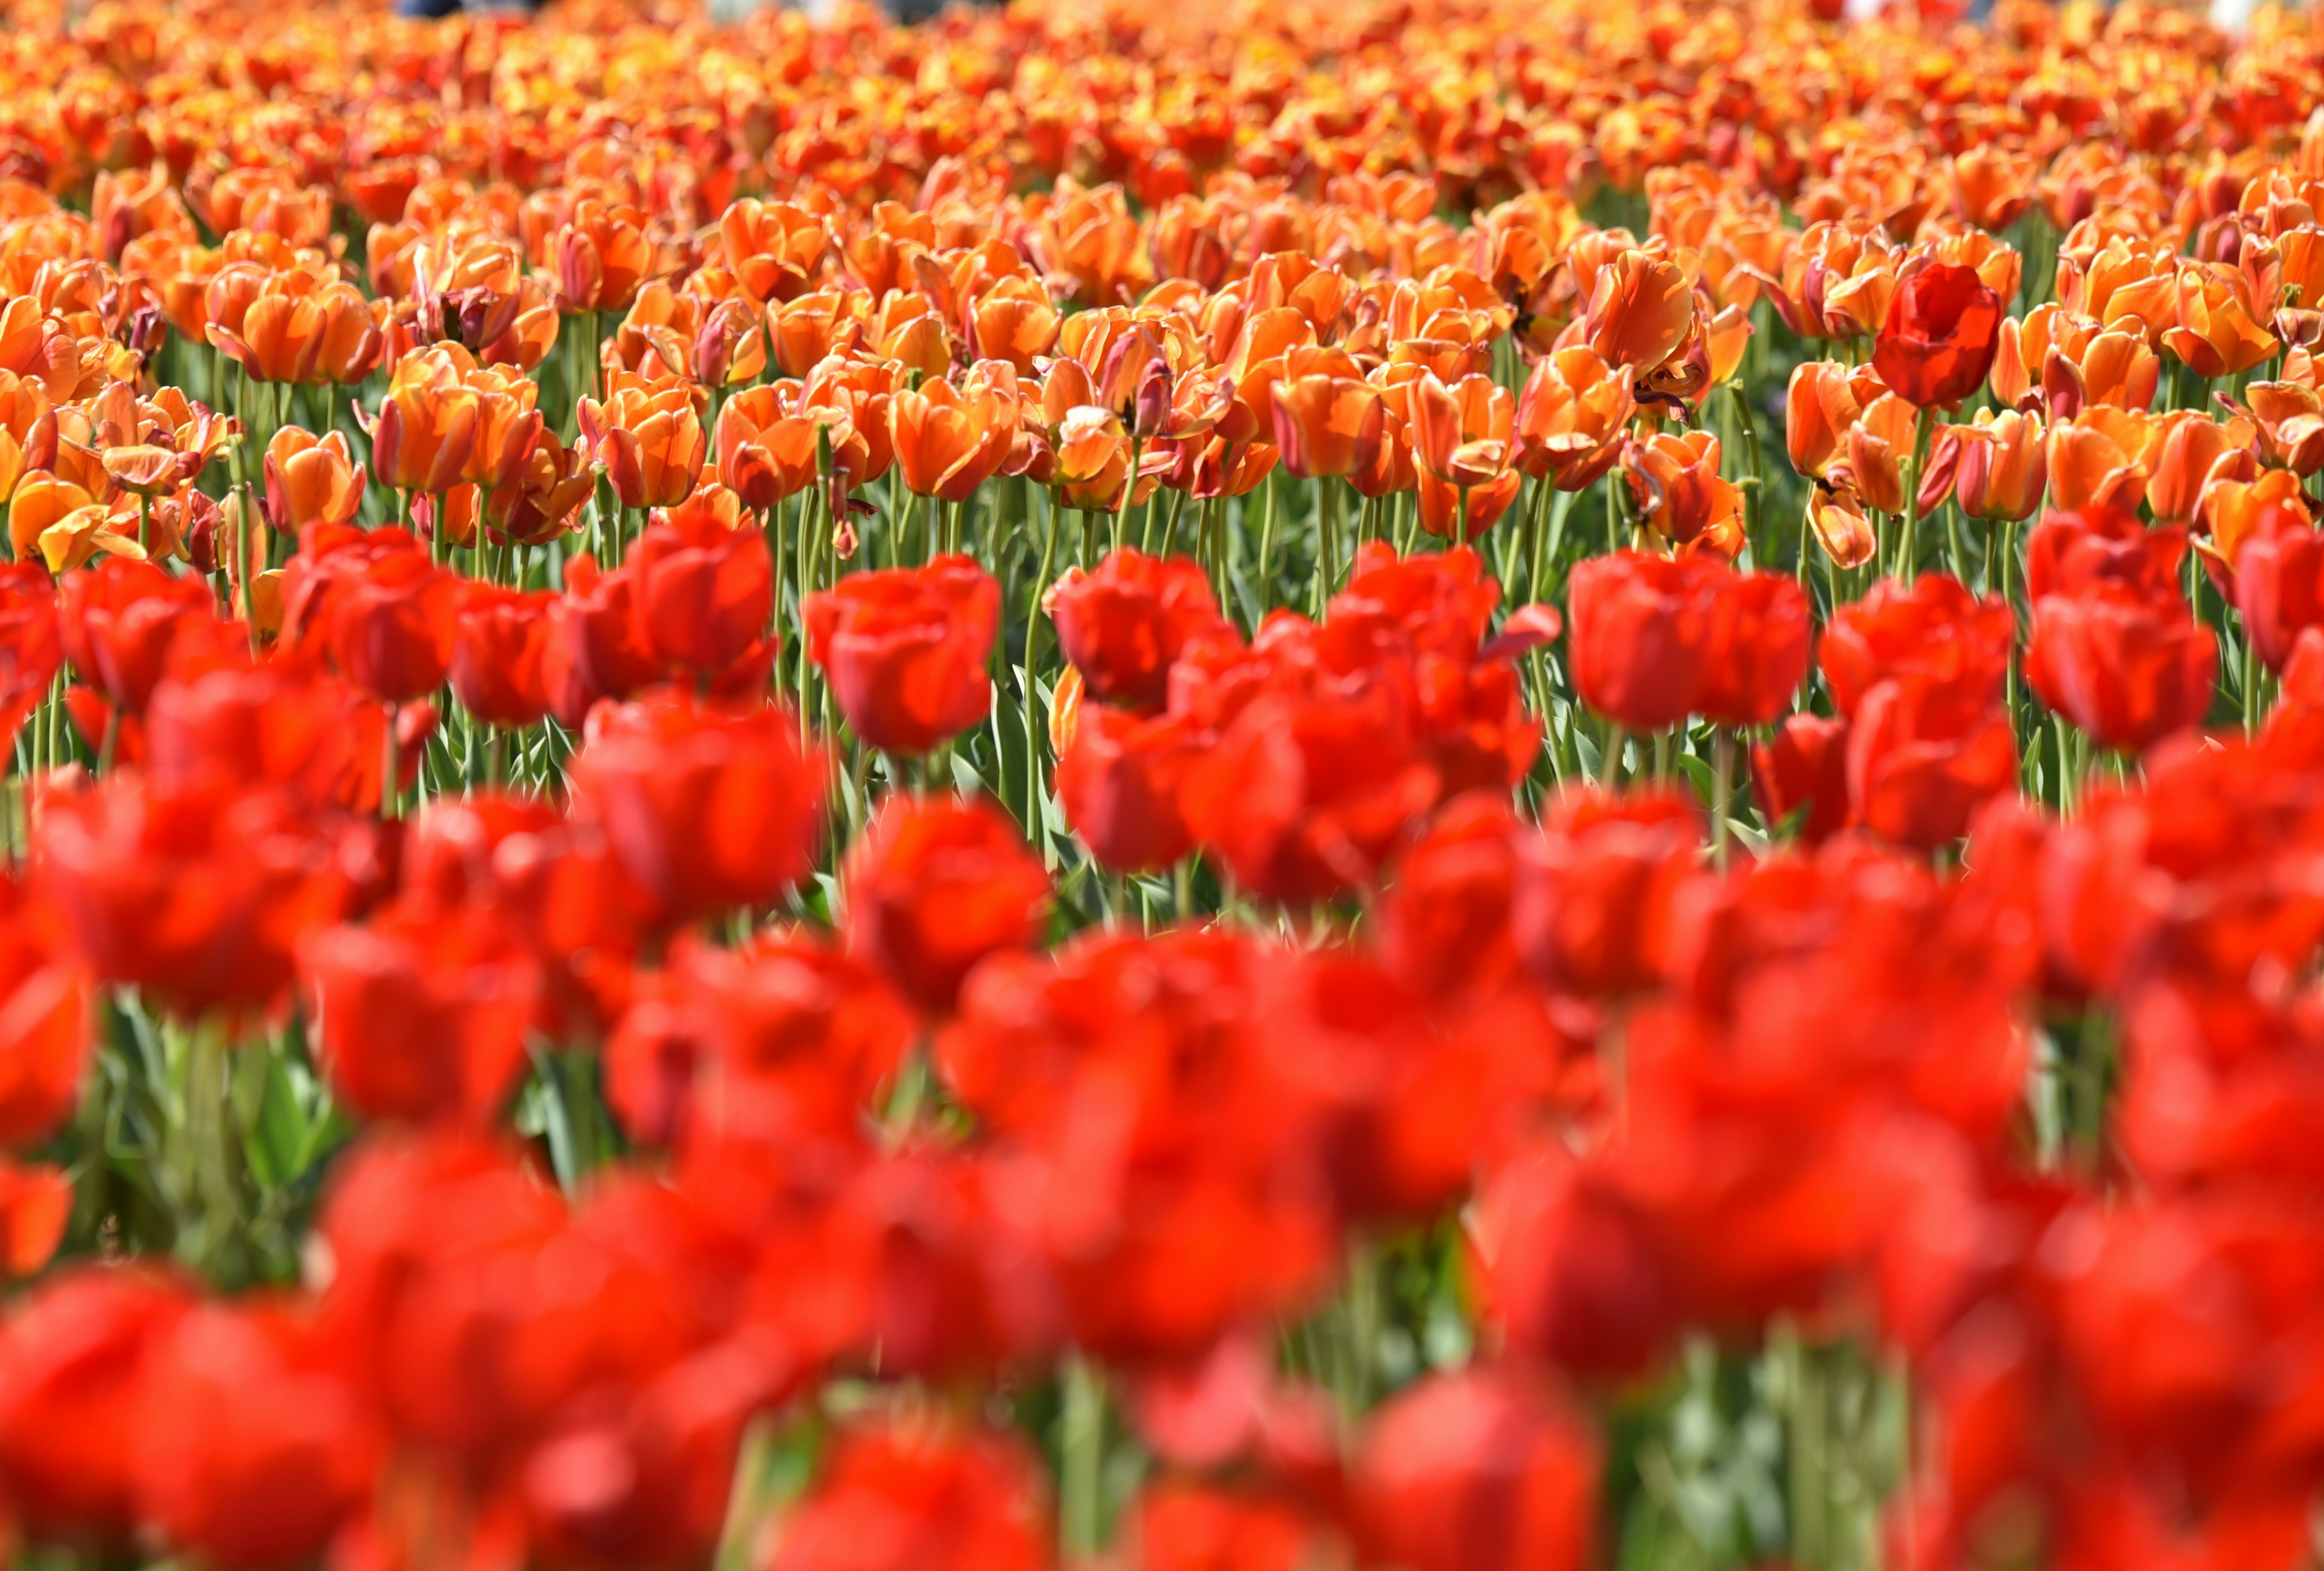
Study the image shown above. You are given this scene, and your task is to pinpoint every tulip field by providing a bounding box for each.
[9,0,2324,1565]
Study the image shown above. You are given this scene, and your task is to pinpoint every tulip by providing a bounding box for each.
[771,1418,1052,1571]
[1471,1144,1676,1377]
[2163,262,2278,380]
[554,199,654,315]
[1954,410,2049,522]
[0,562,61,745]
[312,544,461,708]
[1269,374,1384,479]
[2233,510,2324,673]
[715,386,826,510]
[1046,547,1230,714]
[1353,1369,1600,1571]
[2029,577,2217,754]
[0,1266,190,1548]
[58,558,212,720]
[625,506,775,683]
[1056,705,1198,873]
[1564,551,1719,733]
[450,586,555,733]
[580,384,707,512]
[2144,410,2251,525]
[1696,571,1813,727]
[1751,712,1852,844]
[1873,262,2004,409]
[261,427,365,533]
[841,794,1049,1016]
[804,556,999,756]
[367,354,479,498]
[38,778,359,1021]
[2236,383,2324,476]
[888,381,1014,502]
[540,556,660,729]
[488,432,597,547]
[567,694,827,930]
[2045,414,2150,516]
[1514,347,1635,491]
[720,199,832,305]
[1623,430,1744,559]
[1820,573,2013,718]
[1843,671,2017,849]
[301,914,537,1129]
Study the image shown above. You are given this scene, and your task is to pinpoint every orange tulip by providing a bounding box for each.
[2236,383,2324,475]
[1269,375,1384,481]
[1784,361,1868,482]
[1625,430,1744,558]
[1408,372,1514,490]
[767,289,868,378]
[9,473,97,564]
[579,383,708,511]
[2163,263,2278,378]
[489,434,598,547]
[1950,143,2037,231]
[1808,484,1879,570]
[2202,467,2312,578]
[1841,393,1920,516]
[2147,410,2257,524]
[890,380,1013,502]
[1580,249,1696,380]
[720,199,832,305]
[716,385,827,510]
[967,277,1062,374]
[554,199,655,315]
[2046,412,2152,515]
[366,351,479,497]
[0,372,48,500]
[263,428,366,533]
[1953,410,2048,523]
[1515,346,1635,491]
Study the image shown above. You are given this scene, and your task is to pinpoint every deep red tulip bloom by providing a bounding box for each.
[1697,571,1814,728]
[1048,548,1231,714]
[57,558,212,719]
[38,779,361,1022]
[1820,573,2013,719]
[1352,1368,1600,1571]
[0,874,89,1148]
[1178,687,1442,905]
[566,694,826,931]
[2029,584,2216,754]
[842,794,1049,1017]
[1751,713,1851,844]
[0,1265,191,1549]
[1873,262,2004,408]
[451,585,556,731]
[1055,705,1198,872]
[627,509,775,681]
[770,1417,1052,1571]
[1563,550,1720,733]
[1845,673,2017,849]
[0,562,61,743]
[804,555,999,756]
[132,1303,380,1571]
[301,912,539,1128]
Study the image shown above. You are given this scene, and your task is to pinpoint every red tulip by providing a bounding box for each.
[283,526,461,707]
[1751,713,1852,844]
[541,554,660,730]
[804,556,999,756]
[842,794,1049,1017]
[770,1417,1052,1571]
[1512,786,1700,997]
[1698,571,1814,728]
[38,779,361,1023]
[1352,1368,1600,1571]
[566,694,826,932]
[1055,704,1199,872]
[1873,262,2004,409]
[1048,547,1231,713]
[57,558,212,719]
[0,1265,191,1548]
[1820,573,2012,719]
[1845,672,2017,849]
[0,874,88,1149]
[1472,1143,1676,1378]
[0,562,61,743]
[132,1302,379,1571]
[451,585,556,731]
[300,912,539,1128]
[2029,582,2216,756]
[1563,550,1720,733]
[2233,511,2324,673]
[626,507,775,682]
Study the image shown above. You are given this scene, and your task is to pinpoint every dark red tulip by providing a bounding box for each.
[1048,547,1231,714]
[842,794,1049,1017]
[566,693,826,931]
[1873,262,2004,409]
[804,555,998,756]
